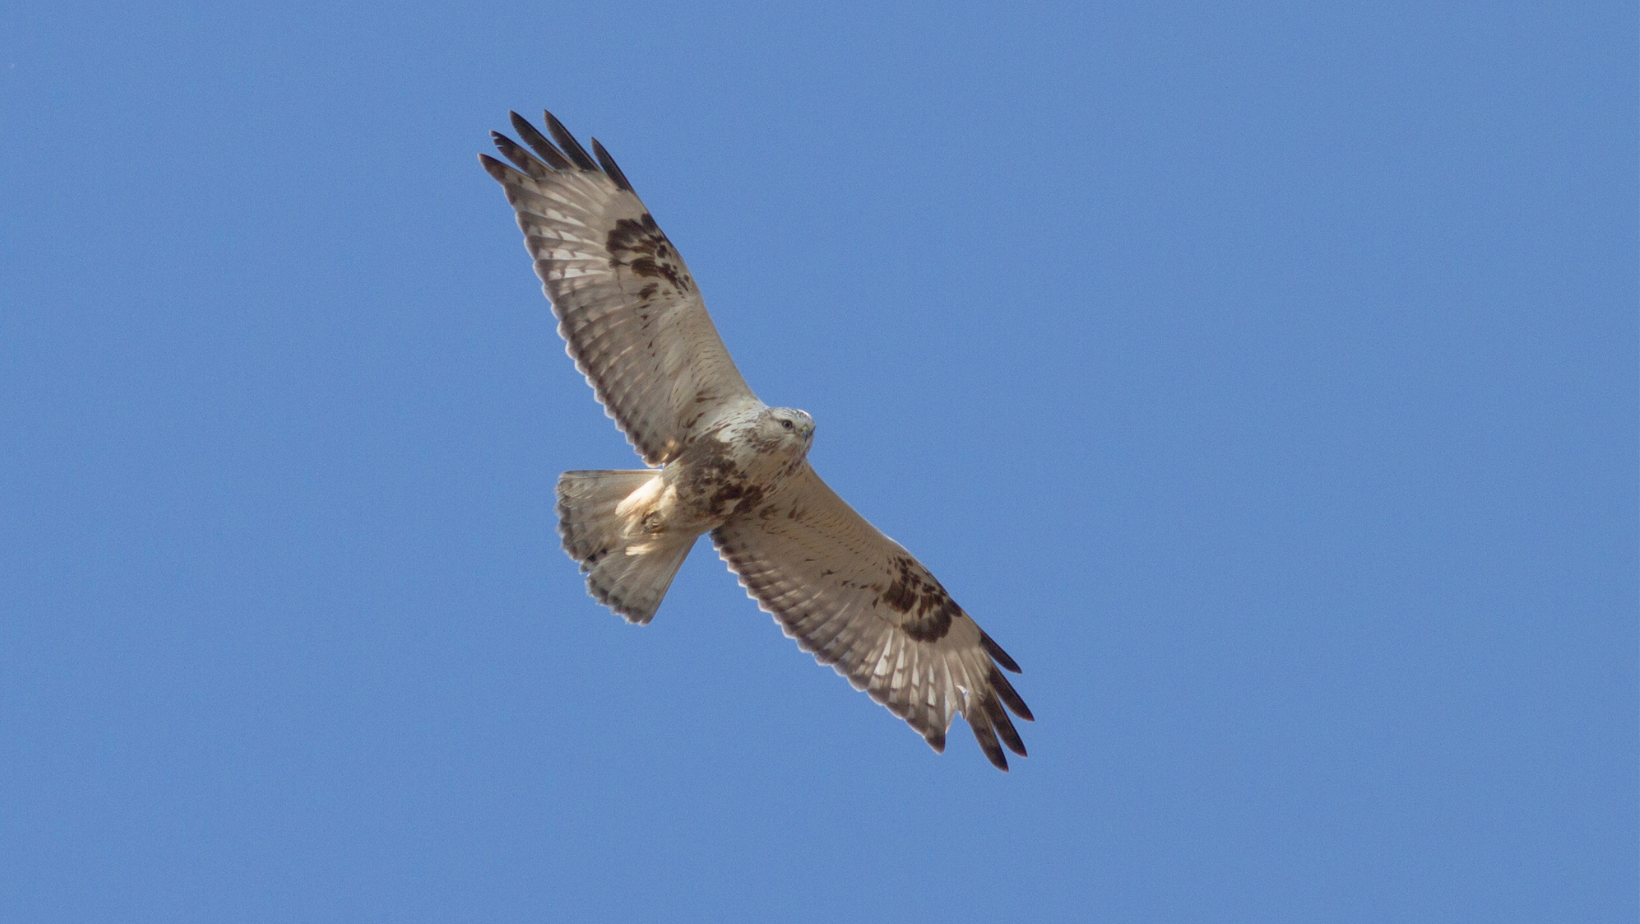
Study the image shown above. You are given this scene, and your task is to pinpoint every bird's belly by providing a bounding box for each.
[668,438,794,526]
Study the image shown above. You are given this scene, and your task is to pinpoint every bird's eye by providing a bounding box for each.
[780,419,793,430]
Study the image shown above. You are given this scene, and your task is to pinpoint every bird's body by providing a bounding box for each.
[481,110,1033,769]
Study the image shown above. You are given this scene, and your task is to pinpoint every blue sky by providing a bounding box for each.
[2,1,1634,921]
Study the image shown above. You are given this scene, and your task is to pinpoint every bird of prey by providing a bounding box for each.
[479,110,1033,770]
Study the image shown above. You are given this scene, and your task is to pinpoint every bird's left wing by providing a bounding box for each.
[712,464,1033,770]
[480,111,758,466]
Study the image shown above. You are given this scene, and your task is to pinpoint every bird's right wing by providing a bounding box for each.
[481,111,759,466]
[712,464,1033,770]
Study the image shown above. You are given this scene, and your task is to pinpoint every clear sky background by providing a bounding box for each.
[2,2,1634,921]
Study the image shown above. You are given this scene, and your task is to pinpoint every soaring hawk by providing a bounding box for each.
[480,110,1033,769]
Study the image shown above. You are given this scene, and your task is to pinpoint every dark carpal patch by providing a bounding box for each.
[606,213,694,295]
[879,555,959,642]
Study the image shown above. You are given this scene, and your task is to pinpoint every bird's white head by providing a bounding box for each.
[759,406,815,456]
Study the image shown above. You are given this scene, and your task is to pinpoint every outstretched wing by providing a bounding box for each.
[480,111,758,466]
[712,464,1033,770]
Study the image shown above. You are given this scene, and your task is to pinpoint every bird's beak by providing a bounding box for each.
[801,423,814,438]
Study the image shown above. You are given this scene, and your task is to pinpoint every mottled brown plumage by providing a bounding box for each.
[482,110,1032,770]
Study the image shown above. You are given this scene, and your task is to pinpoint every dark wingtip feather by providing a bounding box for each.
[509,111,573,171]
[489,132,552,180]
[990,665,1034,722]
[924,729,947,753]
[985,694,1028,757]
[590,138,633,191]
[543,110,599,171]
[478,152,530,187]
[970,713,1009,771]
[477,152,509,178]
[980,630,1022,673]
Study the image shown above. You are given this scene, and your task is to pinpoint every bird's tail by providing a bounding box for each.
[556,470,698,624]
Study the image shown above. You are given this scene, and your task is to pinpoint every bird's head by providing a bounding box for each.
[759,406,815,455]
